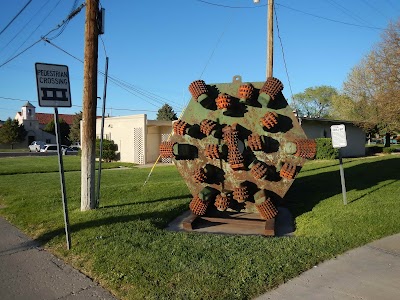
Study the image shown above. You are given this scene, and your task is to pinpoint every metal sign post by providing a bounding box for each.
[331,124,348,205]
[54,108,71,249]
[35,62,72,249]
[96,56,109,208]
[338,148,347,205]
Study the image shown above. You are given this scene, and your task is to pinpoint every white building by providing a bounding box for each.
[299,117,366,157]
[95,114,172,164]
[0,102,76,149]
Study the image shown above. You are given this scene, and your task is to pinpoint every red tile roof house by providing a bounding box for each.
[2,101,79,149]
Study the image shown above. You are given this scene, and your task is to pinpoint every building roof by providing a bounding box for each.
[23,101,35,108]
[299,117,361,125]
[36,113,77,125]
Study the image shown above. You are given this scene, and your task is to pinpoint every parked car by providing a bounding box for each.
[28,141,46,152]
[63,146,79,155]
[40,144,68,153]
[71,142,81,148]
[69,146,80,151]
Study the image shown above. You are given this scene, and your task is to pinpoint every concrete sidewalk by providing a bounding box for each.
[256,233,400,300]
[0,216,116,300]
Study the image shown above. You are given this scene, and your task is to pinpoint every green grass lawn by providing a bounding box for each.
[0,155,135,175]
[0,155,399,299]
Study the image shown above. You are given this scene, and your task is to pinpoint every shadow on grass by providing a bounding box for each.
[348,179,398,204]
[101,194,191,209]
[34,157,400,244]
[36,203,189,245]
[286,157,400,218]
[300,158,363,175]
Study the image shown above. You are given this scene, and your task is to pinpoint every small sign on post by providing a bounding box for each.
[35,62,72,249]
[331,124,348,205]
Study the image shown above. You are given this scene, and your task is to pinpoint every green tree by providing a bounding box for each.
[68,112,82,143]
[292,85,338,118]
[156,103,177,121]
[43,119,71,145]
[332,18,400,146]
[0,118,27,149]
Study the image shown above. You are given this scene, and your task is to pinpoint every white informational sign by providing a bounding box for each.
[35,63,71,107]
[331,124,347,148]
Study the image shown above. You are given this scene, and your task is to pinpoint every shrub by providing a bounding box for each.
[315,138,339,160]
[365,145,383,156]
[382,147,397,154]
[96,139,118,162]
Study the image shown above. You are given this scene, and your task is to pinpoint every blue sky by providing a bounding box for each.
[0,0,399,121]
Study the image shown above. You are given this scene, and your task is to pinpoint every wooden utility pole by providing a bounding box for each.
[81,0,99,211]
[267,0,274,78]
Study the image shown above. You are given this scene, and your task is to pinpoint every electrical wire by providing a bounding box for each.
[195,0,384,30]
[274,5,294,103]
[46,0,79,40]
[99,36,107,57]
[42,39,184,110]
[5,0,63,61]
[0,0,33,37]
[195,0,262,9]
[0,2,84,68]
[42,38,183,108]
[325,0,371,27]
[275,2,383,30]
[198,20,229,79]
[0,39,42,68]
[360,0,389,19]
[385,0,399,10]
[0,0,52,54]
[0,96,159,113]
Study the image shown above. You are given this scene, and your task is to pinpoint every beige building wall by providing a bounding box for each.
[95,115,173,164]
[146,124,173,163]
[96,114,147,164]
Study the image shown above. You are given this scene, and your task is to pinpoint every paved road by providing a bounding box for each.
[0,152,57,157]
[0,216,116,300]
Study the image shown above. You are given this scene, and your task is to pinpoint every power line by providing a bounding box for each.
[275,2,383,30]
[99,36,107,57]
[0,0,33,37]
[198,18,229,79]
[4,0,63,61]
[43,39,185,109]
[0,0,52,54]
[360,0,389,19]
[0,2,85,68]
[194,0,384,30]
[0,39,42,68]
[0,96,159,113]
[385,0,400,10]
[274,5,294,102]
[326,0,371,27]
[194,0,262,9]
[46,0,80,41]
